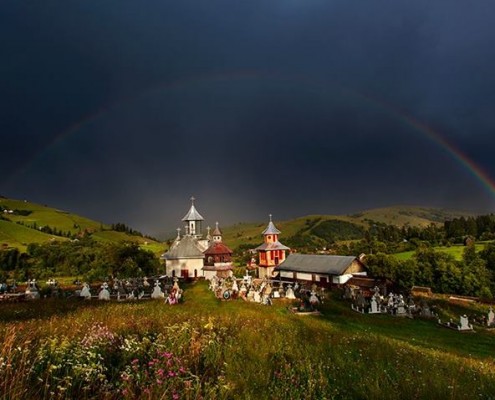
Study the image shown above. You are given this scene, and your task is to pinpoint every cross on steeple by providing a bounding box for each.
[176,227,181,238]
[190,196,195,204]
[269,214,273,222]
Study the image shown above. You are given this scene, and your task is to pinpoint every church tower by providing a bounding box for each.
[212,222,222,243]
[255,215,289,279]
[182,196,204,238]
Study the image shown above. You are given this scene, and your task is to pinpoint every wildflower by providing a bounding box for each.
[131,359,139,365]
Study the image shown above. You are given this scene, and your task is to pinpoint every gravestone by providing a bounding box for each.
[98,283,110,300]
[80,283,91,299]
[396,295,406,315]
[151,280,164,299]
[25,279,40,300]
[488,307,495,327]
[285,284,296,300]
[309,291,319,305]
[458,315,473,331]
[253,290,261,303]
[369,297,379,314]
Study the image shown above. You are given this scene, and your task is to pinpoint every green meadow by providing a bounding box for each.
[394,243,487,261]
[0,197,162,254]
[1,282,494,399]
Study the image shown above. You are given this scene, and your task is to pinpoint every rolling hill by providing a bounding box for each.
[0,196,473,254]
[221,206,474,250]
[0,196,163,253]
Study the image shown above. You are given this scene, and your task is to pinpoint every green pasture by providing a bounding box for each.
[0,219,66,251]
[1,281,493,399]
[393,243,487,261]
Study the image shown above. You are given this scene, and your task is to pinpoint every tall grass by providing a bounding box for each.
[1,282,494,399]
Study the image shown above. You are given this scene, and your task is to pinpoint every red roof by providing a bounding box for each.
[204,242,233,256]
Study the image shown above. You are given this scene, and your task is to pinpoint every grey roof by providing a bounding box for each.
[162,235,205,260]
[262,221,281,235]
[182,204,204,221]
[275,254,362,275]
[255,241,290,251]
[212,222,222,236]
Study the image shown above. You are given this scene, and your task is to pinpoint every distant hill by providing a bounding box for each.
[221,206,474,250]
[0,198,472,254]
[0,197,163,253]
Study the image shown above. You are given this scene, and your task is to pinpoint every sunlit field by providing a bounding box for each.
[1,282,494,399]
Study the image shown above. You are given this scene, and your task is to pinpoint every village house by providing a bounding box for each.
[274,254,368,286]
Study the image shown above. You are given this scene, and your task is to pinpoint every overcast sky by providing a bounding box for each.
[1,1,495,236]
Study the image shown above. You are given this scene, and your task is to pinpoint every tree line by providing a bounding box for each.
[0,239,160,282]
[365,243,494,299]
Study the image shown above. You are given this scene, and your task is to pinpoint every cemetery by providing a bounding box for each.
[0,202,494,398]
[0,278,494,399]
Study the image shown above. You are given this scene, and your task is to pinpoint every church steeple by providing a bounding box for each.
[212,222,222,243]
[255,214,289,279]
[182,196,204,238]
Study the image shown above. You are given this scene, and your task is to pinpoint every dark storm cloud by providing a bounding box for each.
[1,0,495,235]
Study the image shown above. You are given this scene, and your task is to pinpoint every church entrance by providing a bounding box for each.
[181,269,189,279]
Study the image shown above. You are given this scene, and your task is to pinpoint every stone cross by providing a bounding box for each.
[488,307,494,327]
[459,315,473,331]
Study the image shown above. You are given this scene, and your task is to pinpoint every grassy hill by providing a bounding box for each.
[1,281,494,399]
[393,243,488,261]
[0,196,162,253]
[0,197,472,255]
[222,206,472,250]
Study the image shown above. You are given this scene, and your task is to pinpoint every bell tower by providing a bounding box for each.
[182,196,204,238]
[255,214,289,279]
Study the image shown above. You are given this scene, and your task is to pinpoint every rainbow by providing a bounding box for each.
[350,90,495,199]
[5,70,495,202]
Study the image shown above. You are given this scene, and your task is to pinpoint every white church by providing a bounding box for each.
[161,197,233,279]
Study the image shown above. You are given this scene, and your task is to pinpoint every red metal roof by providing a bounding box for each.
[204,242,233,256]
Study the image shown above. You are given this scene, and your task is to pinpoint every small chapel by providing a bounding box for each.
[161,198,233,279]
[255,215,290,279]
